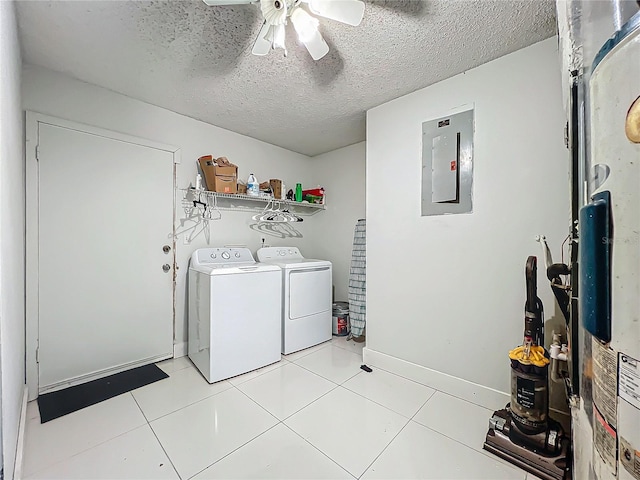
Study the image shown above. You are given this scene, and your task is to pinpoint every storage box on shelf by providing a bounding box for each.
[302,187,325,204]
[198,155,238,194]
[270,179,283,199]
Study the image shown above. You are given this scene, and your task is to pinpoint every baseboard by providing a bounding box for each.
[173,342,187,358]
[363,347,509,411]
[13,386,28,480]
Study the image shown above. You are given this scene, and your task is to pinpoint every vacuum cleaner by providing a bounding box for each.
[483,256,571,480]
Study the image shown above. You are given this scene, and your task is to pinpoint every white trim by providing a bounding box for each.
[362,347,509,411]
[13,386,28,480]
[173,342,188,358]
[39,354,171,395]
[25,111,180,401]
[26,111,180,154]
[172,148,182,164]
[25,111,39,401]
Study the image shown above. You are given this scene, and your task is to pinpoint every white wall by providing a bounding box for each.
[0,1,26,478]
[22,65,318,354]
[309,142,366,302]
[366,38,569,394]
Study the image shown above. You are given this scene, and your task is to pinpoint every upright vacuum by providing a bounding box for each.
[483,256,570,480]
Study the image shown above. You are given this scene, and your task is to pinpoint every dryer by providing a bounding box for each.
[188,247,282,383]
[257,247,332,355]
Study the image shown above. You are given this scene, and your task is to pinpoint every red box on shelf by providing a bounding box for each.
[302,187,324,197]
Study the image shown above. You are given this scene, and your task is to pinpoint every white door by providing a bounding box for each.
[37,122,174,392]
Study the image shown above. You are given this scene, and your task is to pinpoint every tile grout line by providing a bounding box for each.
[284,359,359,387]
[407,390,523,469]
[339,376,436,420]
[232,360,344,423]
[230,382,283,422]
[183,385,284,480]
[281,380,417,480]
[405,387,525,475]
[413,421,527,478]
[280,422,358,480]
[226,369,361,478]
[165,384,283,480]
[227,361,287,387]
[185,422,284,480]
[130,390,152,425]
[23,393,149,479]
[290,347,363,385]
[356,414,413,479]
[280,383,342,422]
[148,357,353,478]
[137,377,235,423]
[132,393,182,480]
[356,389,438,479]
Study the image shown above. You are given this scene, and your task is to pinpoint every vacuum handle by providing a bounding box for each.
[525,256,538,312]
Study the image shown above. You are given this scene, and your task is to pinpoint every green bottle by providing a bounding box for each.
[295,183,302,202]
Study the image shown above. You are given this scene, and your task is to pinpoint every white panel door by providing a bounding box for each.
[38,123,174,391]
[431,133,458,203]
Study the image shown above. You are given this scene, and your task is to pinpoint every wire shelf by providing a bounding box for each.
[179,188,326,214]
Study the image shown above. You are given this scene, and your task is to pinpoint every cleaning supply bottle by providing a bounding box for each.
[247,173,259,197]
[295,183,303,202]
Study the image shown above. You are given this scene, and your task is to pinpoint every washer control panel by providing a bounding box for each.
[257,247,304,262]
[192,247,256,267]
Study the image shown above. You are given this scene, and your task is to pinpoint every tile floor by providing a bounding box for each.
[23,337,531,479]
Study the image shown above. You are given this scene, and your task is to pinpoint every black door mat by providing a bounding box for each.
[37,364,168,423]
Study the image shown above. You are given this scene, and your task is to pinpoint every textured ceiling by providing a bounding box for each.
[16,0,556,156]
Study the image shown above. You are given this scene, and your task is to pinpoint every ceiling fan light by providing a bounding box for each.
[291,8,319,44]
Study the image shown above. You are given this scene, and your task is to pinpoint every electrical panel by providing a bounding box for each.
[421,109,474,216]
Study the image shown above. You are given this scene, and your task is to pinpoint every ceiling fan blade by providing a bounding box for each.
[291,8,329,60]
[304,0,365,26]
[202,0,256,5]
[252,22,273,56]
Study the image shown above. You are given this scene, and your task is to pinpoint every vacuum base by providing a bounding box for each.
[483,409,570,480]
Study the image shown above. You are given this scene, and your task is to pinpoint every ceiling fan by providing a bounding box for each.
[202,0,365,60]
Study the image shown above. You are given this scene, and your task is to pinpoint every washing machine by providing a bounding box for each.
[257,247,332,355]
[188,247,282,383]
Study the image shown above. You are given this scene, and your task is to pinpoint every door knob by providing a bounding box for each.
[162,264,171,272]
[163,245,171,253]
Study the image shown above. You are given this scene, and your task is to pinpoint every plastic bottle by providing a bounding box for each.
[247,173,259,197]
[295,183,302,202]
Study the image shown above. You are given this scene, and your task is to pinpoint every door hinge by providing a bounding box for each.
[36,145,41,161]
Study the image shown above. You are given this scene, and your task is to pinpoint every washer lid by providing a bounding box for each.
[191,262,281,275]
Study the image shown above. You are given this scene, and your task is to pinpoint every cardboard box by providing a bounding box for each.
[269,179,283,199]
[198,155,237,193]
[211,175,237,194]
[237,183,247,194]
